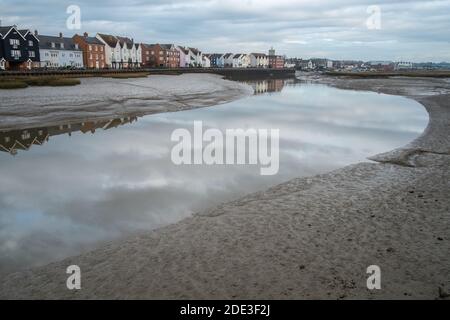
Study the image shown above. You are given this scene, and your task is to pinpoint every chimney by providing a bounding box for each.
[34,30,38,36]
[83,32,88,38]
[59,32,63,38]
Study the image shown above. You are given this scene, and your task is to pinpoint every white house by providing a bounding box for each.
[232,54,250,68]
[249,53,269,68]
[202,54,211,68]
[222,53,234,68]
[187,47,202,67]
[395,61,413,70]
[38,33,83,68]
[176,46,189,67]
[96,33,141,68]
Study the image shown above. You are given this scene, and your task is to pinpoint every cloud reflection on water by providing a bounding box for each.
[0,80,428,275]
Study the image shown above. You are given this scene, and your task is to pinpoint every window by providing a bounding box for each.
[51,42,55,48]
[10,39,20,46]
[89,45,92,51]
[60,43,64,49]
[11,50,21,58]
[28,40,33,46]
[28,51,35,58]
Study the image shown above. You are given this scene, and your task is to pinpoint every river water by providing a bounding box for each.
[0,78,428,274]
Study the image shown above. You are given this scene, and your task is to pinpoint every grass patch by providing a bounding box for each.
[101,72,150,79]
[0,76,81,89]
[0,80,29,89]
[22,77,81,86]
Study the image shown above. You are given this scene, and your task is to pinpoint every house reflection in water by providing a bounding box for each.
[0,116,138,155]
[248,79,286,95]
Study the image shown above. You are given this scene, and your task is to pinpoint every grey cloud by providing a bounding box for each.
[1,0,449,61]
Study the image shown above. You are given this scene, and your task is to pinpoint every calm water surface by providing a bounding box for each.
[0,79,428,274]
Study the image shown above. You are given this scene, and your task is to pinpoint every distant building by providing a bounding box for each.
[232,54,250,68]
[175,46,189,67]
[366,61,395,71]
[395,61,413,70]
[73,32,106,69]
[249,53,269,68]
[223,53,234,68]
[96,33,142,69]
[38,32,83,68]
[0,25,40,70]
[202,54,211,68]
[205,54,224,68]
[187,47,202,67]
[268,47,275,56]
[141,43,180,68]
[268,48,285,69]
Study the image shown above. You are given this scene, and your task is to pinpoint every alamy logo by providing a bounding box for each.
[366,5,381,30]
[66,265,81,290]
[170,121,280,175]
[366,265,381,290]
[66,5,81,30]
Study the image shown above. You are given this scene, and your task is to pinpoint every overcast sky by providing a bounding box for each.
[1,0,449,62]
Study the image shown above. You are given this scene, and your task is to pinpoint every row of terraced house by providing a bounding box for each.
[0,25,285,71]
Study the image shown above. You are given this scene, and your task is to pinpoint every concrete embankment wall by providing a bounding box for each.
[0,68,295,79]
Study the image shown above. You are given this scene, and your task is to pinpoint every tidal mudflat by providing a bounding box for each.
[0,74,448,300]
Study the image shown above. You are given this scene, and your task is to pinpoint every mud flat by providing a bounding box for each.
[1,75,449,299]
[0,73,252,131]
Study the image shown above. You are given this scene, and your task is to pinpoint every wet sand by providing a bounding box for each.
[0,73,253,131]
[0,75,449,299]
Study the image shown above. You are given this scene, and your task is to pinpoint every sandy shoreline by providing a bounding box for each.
[0,75,449,299]
[0,74,253,131]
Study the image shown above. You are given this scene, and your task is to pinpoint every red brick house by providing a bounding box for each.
[73,32,106,69]
[269,55,285,69]
[141,43,180,68]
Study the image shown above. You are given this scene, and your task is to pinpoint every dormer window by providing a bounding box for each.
[75,44,79,50]
[28,40,33,46]
[60,43,64,49]
[51,42,55,48]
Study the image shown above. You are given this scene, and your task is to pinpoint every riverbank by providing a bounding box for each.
[0,73,253,131]
[0,75,449,299]
[0,67,295,80]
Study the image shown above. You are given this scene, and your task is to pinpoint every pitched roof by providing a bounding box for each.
[38,35,81,51]
[81,36,103,45]
[160,44,175,50]
[117,36,134,49]
[251,53,267,57]
[189,47,201,55]
[223,53,234,59]
[97,33,118,47]
[0,26,26,40]
[177,46,190,54]
[74,34,105,45]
